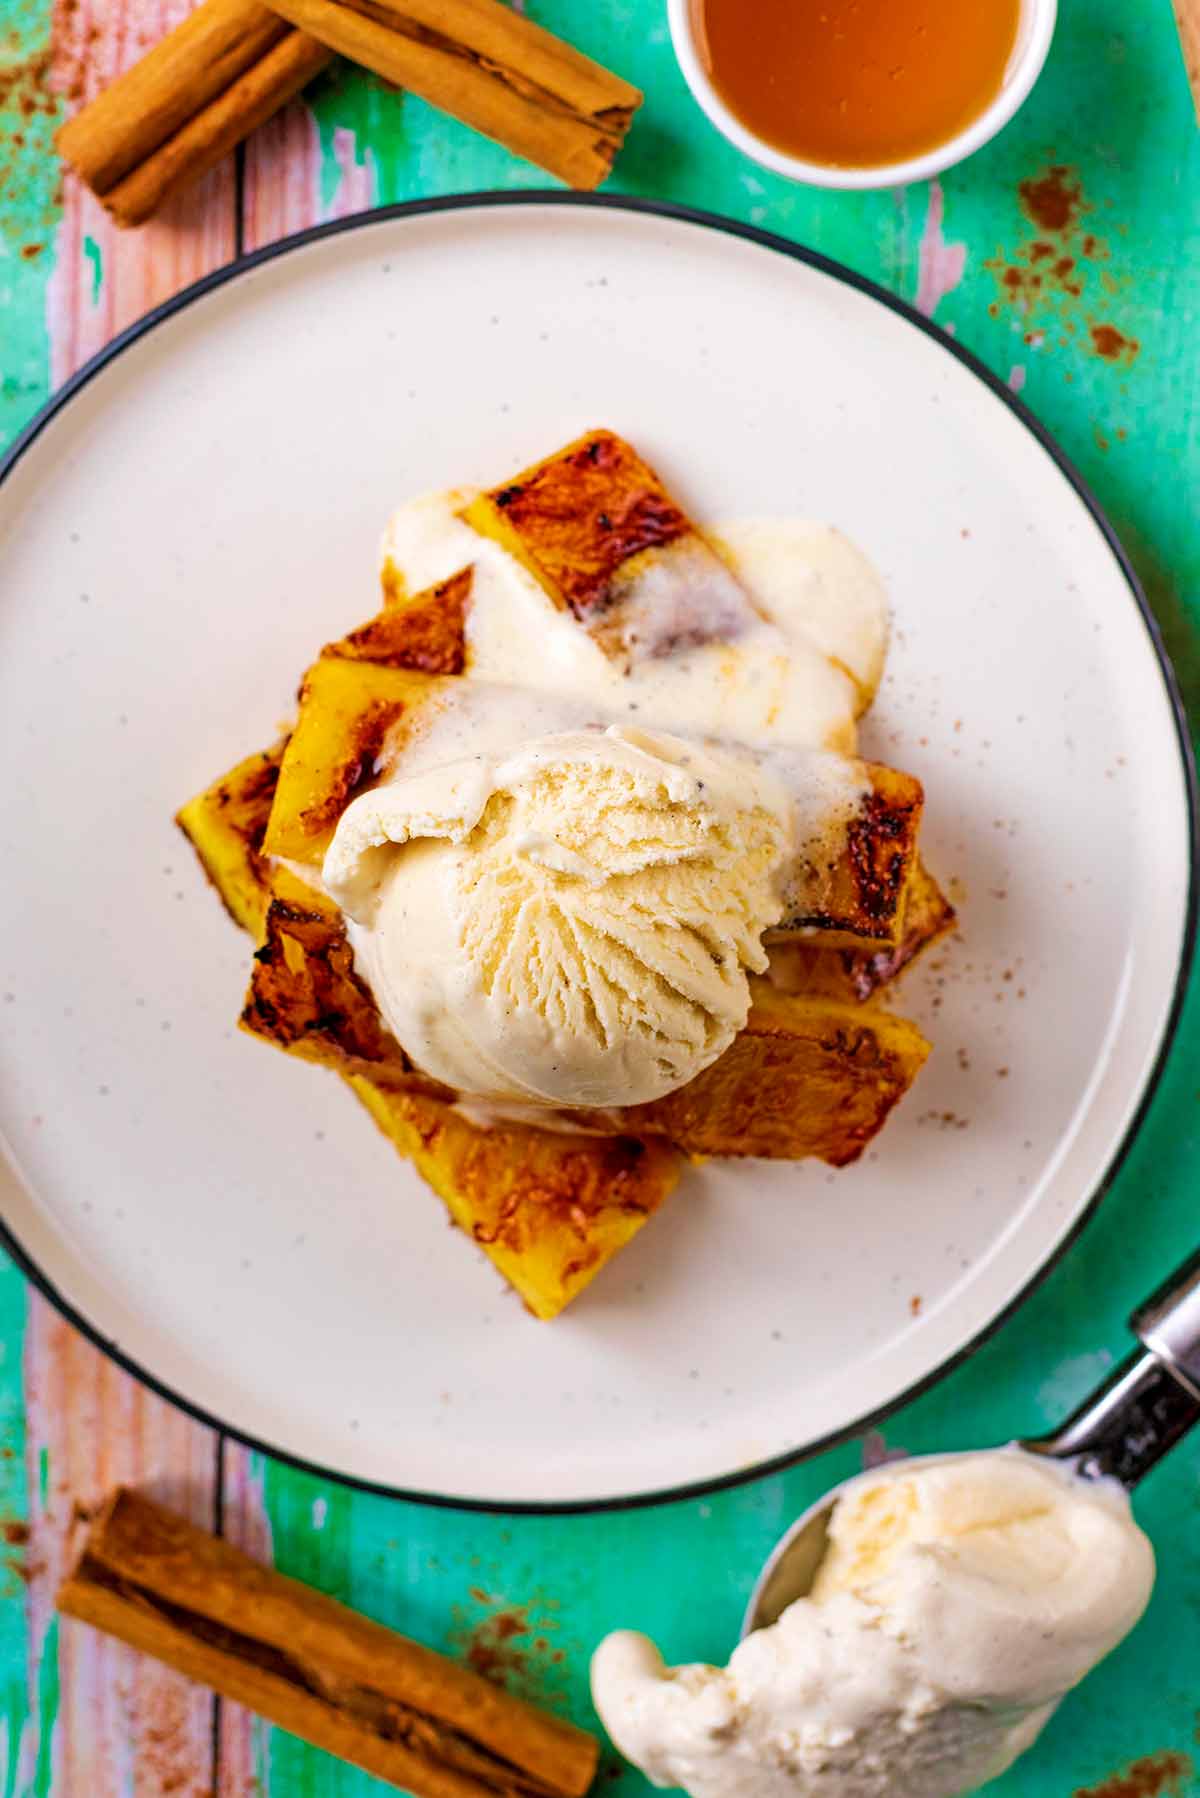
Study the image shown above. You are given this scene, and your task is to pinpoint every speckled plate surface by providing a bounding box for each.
[0,197,1192,1509]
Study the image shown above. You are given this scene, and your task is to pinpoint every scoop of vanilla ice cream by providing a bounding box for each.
[591,1451,1155,1798]
[323,725,791,1108]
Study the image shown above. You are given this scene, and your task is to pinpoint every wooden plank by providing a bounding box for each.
[19,0,240,1791]
[242,97,374,246]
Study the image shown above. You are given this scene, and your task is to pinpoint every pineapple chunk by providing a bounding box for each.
[263,658,455,864]
[267,567,472,864]
[771,761,924,950]
[175,744,285,938]
[464,429,757,665]
[325,568,471,674]
[636,984,930,1166]
[349,1079,681,1320]
[240,871,444,1093]
[769,859,956,1003]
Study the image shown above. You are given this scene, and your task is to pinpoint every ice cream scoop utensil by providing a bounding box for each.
[743,1243,1200,1634]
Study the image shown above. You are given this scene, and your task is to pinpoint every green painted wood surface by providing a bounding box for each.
[2,0,1200,1792]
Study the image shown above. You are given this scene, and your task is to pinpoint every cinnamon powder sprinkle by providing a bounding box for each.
[1019,163,1084,233]
[1090,323,1140,363]
[1074,1750,1193,1798]
[986,163,1138,367]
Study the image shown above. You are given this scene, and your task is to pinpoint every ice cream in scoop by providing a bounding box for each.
[323,726,792,1109]
[591,1450,1155,1798]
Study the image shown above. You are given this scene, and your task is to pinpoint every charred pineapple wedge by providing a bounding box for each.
[326,567,471,673]
[176,744,285,939]
[768,858,957,1004]
[769,761,924,951]
[637,984,929,1165]
[349,1080,681,1321]
[263,659,460,865]
[463,428,758,666]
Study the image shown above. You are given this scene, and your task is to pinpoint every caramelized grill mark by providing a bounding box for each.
[491,430,692,620]
[175,743,287,935]
[843,877,956,1000]
[243,895,412,1071]
[295,696,409,837]
[211,753,280,887]
[844,788,923,924]
[326,569,471,675]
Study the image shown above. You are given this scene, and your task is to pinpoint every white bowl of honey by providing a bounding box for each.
[668,0,1057,190]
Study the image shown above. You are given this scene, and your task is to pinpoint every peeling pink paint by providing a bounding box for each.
[244,103,327,244]
[915,180,968,320]
[861,1429,912,1470]
[329,124,375,219]
[1008,364,1027,392]
[244,110,376,246]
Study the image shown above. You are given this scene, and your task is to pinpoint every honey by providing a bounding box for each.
[694,0,1022,170]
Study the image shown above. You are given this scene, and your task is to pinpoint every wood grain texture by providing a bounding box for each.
[242,94,373,245]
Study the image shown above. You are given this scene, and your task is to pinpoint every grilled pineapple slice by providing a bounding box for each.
[175,744,285,939]
[349,1080,681,1320]
[326,568,471,673]
[240,867,441,1089]
[463,428,758,666]
[263,658,459,865]
[768,859,956,1003]
[631,986,928,1164]
[636,983,929,1165]
[771,761,924,950]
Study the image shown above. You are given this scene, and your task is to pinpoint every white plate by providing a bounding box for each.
[0,198,1192,1510]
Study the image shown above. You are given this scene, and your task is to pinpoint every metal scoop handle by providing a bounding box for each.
[1023,1244,1200,1486]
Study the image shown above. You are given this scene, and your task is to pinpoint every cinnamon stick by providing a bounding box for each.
[59,1488,598,1798]
[242,0,640,189]
[56,0,333,226]
[57,0,640,225]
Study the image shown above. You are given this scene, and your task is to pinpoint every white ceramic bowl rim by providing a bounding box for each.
[667,0,1059,190]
